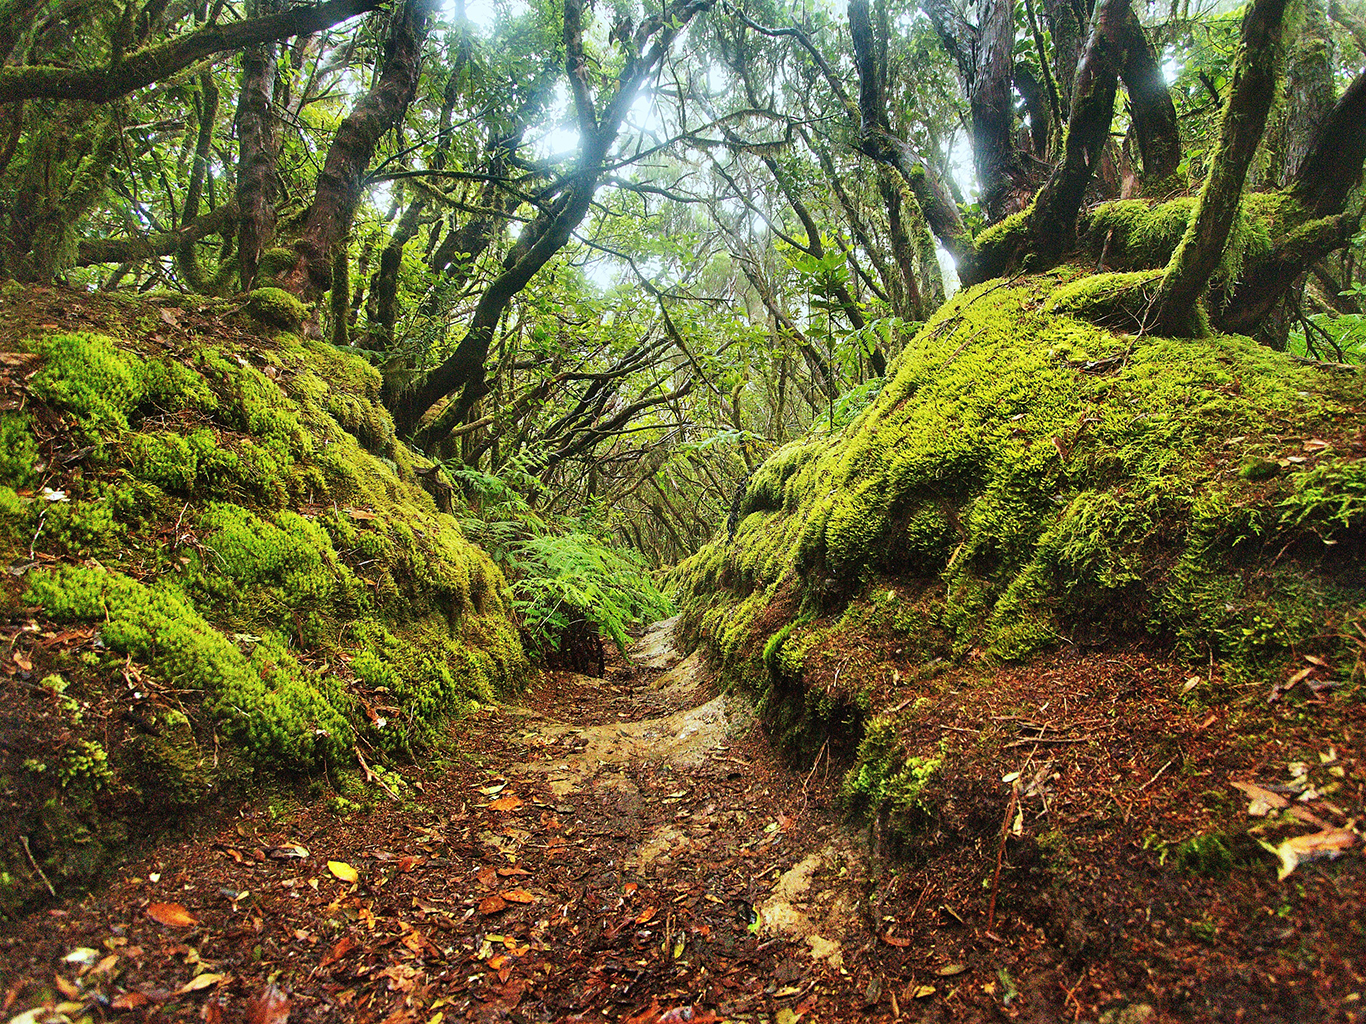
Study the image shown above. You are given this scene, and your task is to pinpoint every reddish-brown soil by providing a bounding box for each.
[2,626,1364,1024]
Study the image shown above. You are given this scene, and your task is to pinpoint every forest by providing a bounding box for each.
[1,0,1363,561]
[0,0,1365,1017]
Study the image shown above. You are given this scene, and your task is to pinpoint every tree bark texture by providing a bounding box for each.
[282,0,436,298]
[235,0,283,289]
[1154,0,1290,335]
[1028,0,1125,267]
[850,0,977,276]
[1290,67,1366,216]
[1281,0,1334,182]
[0,0,382,104]
[1114,1,1180,180]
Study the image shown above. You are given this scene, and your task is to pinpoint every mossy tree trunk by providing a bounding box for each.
[1027,0,1125,267]
[389,0,719,451]
[280,0,435,300]
[0,0,383,104]
[848,0,978,279]
[1152,0,1289,336]
[235,0,283,290]
[920,0,1032,221]
[1288,67,1366,217]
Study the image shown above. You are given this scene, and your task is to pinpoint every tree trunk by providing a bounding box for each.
[0,0,382,104]
[850,0,978,276]
[235,0,282,290]
[1280,0,1334,182]
[1290,67,1366,216]
[393,0,718,449]
[1028,0,1125,267]
[177,70,220,292]
[1114,1,1180,180]
[1152,0,1289,336]
[281,0,435,299]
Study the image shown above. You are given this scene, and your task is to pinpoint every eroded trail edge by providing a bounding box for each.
[1,619,893,1023]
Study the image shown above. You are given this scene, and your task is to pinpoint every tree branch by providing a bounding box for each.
[0,0,382,104]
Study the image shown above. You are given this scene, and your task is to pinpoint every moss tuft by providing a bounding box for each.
[244,288,309,332]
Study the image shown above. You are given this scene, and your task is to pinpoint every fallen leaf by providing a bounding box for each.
[147,902,198,928]
[936,963,968,977]
[267,844,308,860]
[488,794,523,812]
[1262,827,1358,880]
[479,895,508,915]
[1284,666,1315,688]
[477,865,498,886]
[245,985,291,1024]
[397,856,421,872]
[503,888,535,904]
[54,975,81,1000]
[176,972,227,994]
[881,931,911,947]
[1304,439,1330,451]
[910,985,937,999]
[111,991,152,1010]
[1232,781,1290,817]
[635,905,657,923]
[497,866,531,876]
[327,861,359,884]
[320,936,356,968]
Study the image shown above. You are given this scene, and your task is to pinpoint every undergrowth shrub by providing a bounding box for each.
[509,532,674,672]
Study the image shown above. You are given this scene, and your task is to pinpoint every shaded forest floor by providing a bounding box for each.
[3,618,1364,1024]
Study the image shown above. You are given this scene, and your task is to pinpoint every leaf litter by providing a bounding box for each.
[1,621,1364,1022]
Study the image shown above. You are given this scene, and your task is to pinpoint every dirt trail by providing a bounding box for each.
[0,620,902,1023]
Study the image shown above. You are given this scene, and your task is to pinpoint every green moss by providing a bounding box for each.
[1046,270,1165,331]
[675,273,1366,708]
[25,565,352,770]
[24,332,216,454]
[244,288,309,332]
[841,715,941,818]
[0,413,39,488]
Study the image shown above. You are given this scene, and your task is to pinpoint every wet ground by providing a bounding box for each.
[3,619,1362,1024]
[0,618,888,1023]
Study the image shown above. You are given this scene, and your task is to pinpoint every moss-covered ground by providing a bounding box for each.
[0,284,528,918]
[672,269,1364,872]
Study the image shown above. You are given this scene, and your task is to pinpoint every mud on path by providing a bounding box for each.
[0,619,897,1023]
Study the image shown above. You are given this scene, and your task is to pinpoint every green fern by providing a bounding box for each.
[510,532,674,656]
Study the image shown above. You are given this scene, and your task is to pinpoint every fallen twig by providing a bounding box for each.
[986,777,1020,934]
[20,835,55,896]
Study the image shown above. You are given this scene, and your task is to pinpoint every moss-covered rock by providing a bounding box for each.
[0,294,529,917]
[672,272,1365,845]
[244,287,309,332]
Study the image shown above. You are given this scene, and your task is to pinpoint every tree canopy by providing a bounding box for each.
[3,0,1365,560]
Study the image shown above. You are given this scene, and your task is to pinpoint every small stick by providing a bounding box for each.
[1139,757,1177,791]
[986,779,1020,935]
[354,746,400,802]
[21,835,55,896]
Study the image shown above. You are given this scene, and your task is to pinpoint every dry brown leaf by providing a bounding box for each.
[502,888,535,904]
[634,905,657,923]
[488,794,523,812]
[176,972,227,994]
[111,991,152,1010]
[146,902,198,928]
[881,932,911,947]
[497,866,531,876]
[244,984,291,1024]
[479,894,508,915]
[319,936,356,968]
